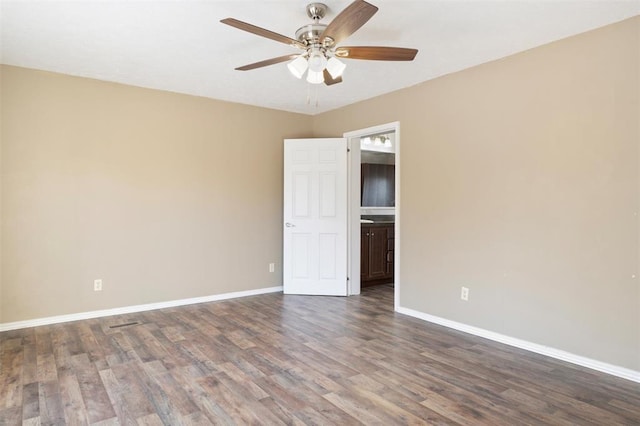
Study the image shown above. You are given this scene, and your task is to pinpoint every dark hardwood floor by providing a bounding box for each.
[1,284,639,425]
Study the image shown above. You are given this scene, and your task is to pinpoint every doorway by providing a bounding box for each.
[344,122,400,311]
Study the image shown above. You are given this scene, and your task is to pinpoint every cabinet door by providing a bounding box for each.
[361,224,394,284]
[367,227,388,279]
[385,226,394,277]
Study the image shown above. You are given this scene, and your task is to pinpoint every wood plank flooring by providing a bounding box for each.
[1,284,639,425]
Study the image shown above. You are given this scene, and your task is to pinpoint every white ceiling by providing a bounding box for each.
[1,1,638,115]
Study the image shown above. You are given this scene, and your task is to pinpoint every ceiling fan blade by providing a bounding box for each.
[235,54,299,71]
[320,0,378,46]
[323,69,343,86]
[221,18,305,49]
[335,46,418,61]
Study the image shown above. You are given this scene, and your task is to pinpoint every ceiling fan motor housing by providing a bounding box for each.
[306,3,327,21]
[295,24,328,45]
[296,3,335,48]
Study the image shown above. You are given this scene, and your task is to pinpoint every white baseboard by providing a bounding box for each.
[0,286,283,332]
[396,306,640,384]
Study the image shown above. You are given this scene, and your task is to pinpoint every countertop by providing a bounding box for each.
[361,221,395,225]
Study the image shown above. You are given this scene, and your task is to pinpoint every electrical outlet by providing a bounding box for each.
[461,286,469,301]
[269,263,275,273]
[94,279,103,292]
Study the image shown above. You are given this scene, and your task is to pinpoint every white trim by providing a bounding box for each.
[0,286,283,332]
[393,124,400,312]
[396,306,640,383]
[347,136,362,295]
[344,122,400,140]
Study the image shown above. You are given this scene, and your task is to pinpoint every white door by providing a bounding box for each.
[283,138,348,296]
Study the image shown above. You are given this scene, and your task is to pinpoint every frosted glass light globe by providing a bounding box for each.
[306,70,324,84]
[326,57,346,78]
[287,56,308,79]
[308,50,327,73]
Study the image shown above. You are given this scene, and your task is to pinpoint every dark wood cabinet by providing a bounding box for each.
[361,163,395,207]
[361,223,394,287]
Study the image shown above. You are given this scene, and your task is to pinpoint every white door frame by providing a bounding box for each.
[344,122,400,311]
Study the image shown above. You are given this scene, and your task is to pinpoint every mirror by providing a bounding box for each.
[361,133,395,208]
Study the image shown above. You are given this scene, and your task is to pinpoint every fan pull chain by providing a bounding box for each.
[305,84,320,108]
[314,85,319,108]
[307,84,320,108]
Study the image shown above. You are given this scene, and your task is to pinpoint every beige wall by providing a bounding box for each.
[314,17,640,370]
[0,65,312,322]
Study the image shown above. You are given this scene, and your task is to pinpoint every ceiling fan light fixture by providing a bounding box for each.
[307,49,327,73]
[287,56,308,79]
[326,57,346,78]
[306,69,324,84]
[222,1,418,90]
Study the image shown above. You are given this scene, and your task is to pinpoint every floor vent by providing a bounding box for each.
[109,321,140,329]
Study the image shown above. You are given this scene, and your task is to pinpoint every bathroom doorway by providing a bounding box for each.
[344,122,400,311]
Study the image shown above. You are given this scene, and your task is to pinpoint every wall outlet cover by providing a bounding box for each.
[461,286,469,301]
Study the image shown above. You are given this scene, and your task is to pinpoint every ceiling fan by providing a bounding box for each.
[220,0,418,86]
